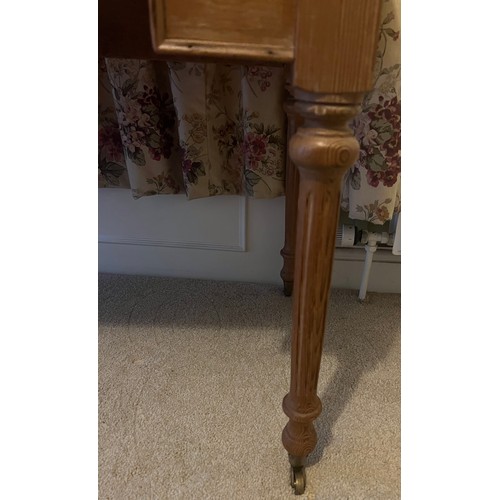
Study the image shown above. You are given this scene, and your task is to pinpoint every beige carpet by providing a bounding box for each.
[99,273,400,499]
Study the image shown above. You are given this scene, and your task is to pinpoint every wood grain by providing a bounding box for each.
[282,91,361,459]
[282,3,382,458]
[293,0,382,93]
[150,0,294,62]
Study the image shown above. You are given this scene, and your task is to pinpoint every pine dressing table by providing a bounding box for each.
[99,0,383,493]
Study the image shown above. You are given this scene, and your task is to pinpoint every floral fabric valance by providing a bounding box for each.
[98,0,400,225]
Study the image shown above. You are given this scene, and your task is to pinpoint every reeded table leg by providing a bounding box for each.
[281,91,361,494]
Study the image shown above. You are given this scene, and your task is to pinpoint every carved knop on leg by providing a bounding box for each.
[282,392,322,456]
[288,98,361,178]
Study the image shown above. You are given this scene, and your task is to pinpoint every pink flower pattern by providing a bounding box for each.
[351,95,401,188]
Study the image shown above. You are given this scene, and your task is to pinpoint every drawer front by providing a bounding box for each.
[150,0,295,62]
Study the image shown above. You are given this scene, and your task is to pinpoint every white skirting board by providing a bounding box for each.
[98,189,400,293]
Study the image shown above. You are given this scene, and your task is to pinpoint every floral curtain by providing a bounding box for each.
[98,0,400,225]
[341,0,401,226]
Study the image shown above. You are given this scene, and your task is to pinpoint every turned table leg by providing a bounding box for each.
[281,91,362,494]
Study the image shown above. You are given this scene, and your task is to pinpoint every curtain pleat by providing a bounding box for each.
[98,59,286,200]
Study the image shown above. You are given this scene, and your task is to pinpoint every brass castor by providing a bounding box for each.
[290,465,306,495]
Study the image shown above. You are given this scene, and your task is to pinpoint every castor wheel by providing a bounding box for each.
[290,465,306,495]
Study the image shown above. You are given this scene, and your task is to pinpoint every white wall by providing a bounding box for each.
[98,189,400,293]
